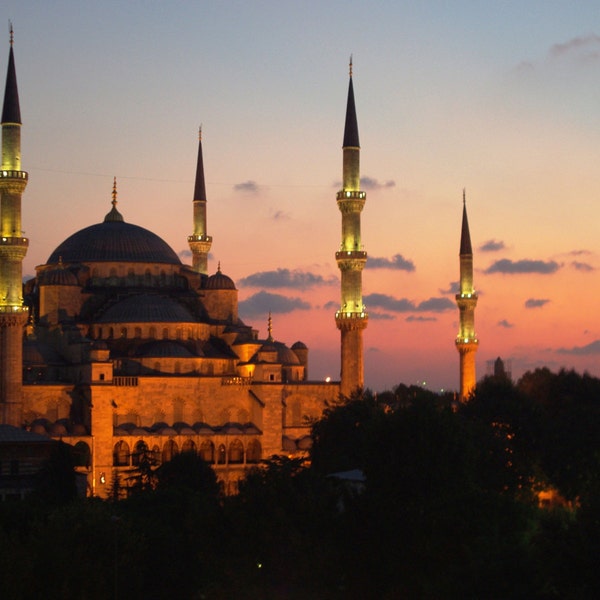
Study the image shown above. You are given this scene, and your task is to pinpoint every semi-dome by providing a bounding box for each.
[96,294,196,323]
[47,216,181,266]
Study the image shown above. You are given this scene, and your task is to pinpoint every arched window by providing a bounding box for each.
[162,327,169,339]
[134,327,142,338]
[113,441,130,466]
[120,327,127,339]
[246,439,262,464]
[149,327,156,339]
[217,444,226,465]
[73,441,91,467]
[162,439,179,463]
[108,327,114,339]
[182,439,196,454]
[132,440,149,466]
[228,439,244,464]
[199,440,215,463]
[152,444,161,465]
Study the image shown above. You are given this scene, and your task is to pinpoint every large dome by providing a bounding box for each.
[47,217,181,266]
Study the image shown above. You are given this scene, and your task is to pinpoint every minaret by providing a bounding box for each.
[335,58,368,397]
[455,190,478,400]
[0,27,28,426]
[187,126,212,275]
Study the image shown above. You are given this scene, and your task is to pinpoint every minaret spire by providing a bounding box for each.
[455,190,478,400]
[0,29,29,425]
[335,60,368,397]
[188,126,212,275]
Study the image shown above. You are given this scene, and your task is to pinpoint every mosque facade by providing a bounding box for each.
[1,35,342,496]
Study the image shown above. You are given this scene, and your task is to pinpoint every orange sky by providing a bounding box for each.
[6,1,600,392]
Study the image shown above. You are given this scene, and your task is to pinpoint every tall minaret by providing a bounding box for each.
[0,27,28,426]
[187,126,212,274]
[455,190,478,400]
[335,58,368,397]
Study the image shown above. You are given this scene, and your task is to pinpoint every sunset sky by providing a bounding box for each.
[4,1,600,392]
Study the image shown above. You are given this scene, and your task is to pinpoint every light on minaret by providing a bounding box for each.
[188,126,212,275]
[335,58,368,398]
[0,26,29,426]
[455,190,478,401]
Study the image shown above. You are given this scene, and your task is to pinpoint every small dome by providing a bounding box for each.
[205,266,236,290]
[40,265,78,286]
[291,341,307,350]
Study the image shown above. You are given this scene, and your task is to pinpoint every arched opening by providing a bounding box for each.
[182,439,196,454]
[217,444,226,465]
[162,439,179,463]
[132,440,149,466]
[228,439,244,464]
[113,441,130,466]
[199,440,215,463]
[246,439,262,464]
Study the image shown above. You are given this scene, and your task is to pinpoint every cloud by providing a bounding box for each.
[178,249,192,260]
[568,249,592,256]
[271,209,290,221]
[406,315,437,322]
[557,339,600,356]
[440,281,460,295]
[525,298,550,309]
[367,254,415,271]
[364,293,454,313]
[571,261,595,272]
[368,312,396,321]
[323,300,338,311]
[234,180,259,193]
[498,319,514,329]
[549,34,600,63]
[239,268,337,289]
[238,291,310,318]
[479,239,505,253]
[484,258,560,275]
[360,176,396,190]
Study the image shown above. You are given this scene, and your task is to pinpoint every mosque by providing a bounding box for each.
[0,34,477,496]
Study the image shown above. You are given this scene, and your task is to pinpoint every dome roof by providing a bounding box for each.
[291,341,307,350]
[136,340,195,358]
[97,294,196,323]
[205,266,236,290]
[39,265,78,286]
[47,216,181,266]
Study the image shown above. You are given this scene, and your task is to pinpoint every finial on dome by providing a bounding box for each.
[463,188,466,205]
[267,311,274,342]
[104,177,124,222]
[217,261,221,273]
[349,54,353,78]
[198,124,202,141]
[9,21,13,46]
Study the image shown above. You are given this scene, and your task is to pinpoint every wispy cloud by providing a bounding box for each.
[557,339,600,356]
[549,34,600,63]
[239,268,337,289]
[367,254,415,271]
[365,293,454,313]
[271,209,290,221]
[406,315,437,322]
[479,239,505,252]
[360,176,396,190]
[238,291,310,318]
[484,259,560,275]
[368,312,396,321]
[234,180,260,193]
[571,261,595,272]
[525,298,550,309]
[498,319,514,329]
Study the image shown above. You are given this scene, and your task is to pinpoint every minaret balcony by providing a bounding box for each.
[336,190,366,200]
[336,250,367,260]
[187,234,213,243]
[455,337,479,346]
[0,170,28,180]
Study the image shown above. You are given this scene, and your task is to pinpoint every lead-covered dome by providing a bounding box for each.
[47,203,181,266]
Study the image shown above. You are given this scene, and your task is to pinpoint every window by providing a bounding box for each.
[228,439,244,464]
[217,444,226,464]
[162,439,178,463]
[132,441,149,466]
[113,441,130,466]
[246,440,262,464]
[200,440,215,463]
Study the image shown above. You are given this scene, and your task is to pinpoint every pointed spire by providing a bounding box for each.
[460,189,473,256]
[2,22,21,124]
[342,58,360,148]
[193,124,207,202]
[104,177,124,222]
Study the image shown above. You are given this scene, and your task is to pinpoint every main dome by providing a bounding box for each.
[47,219,181,266]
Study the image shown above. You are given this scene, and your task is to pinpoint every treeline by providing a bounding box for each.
[0,367,599,598]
